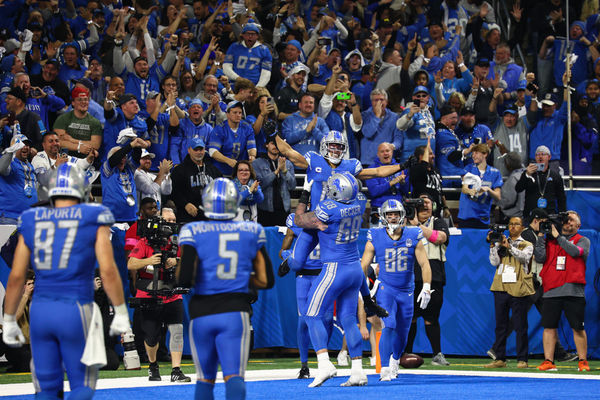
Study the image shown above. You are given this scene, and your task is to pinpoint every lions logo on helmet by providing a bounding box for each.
[48,163,88,202]
[326,171,359,203]
[202,178,240,220]
[320,130,347,165]
[380,199,405,235]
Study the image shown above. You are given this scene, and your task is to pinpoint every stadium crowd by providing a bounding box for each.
[0,0,599,394]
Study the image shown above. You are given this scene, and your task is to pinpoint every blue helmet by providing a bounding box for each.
[48,163,88,201]
[202,178,240,220]
[380,199,405,234]
[320,130,347,165]
[326,172,359,203]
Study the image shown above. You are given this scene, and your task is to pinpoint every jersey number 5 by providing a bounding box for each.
[34,220,80,270]
[216,233,239,279]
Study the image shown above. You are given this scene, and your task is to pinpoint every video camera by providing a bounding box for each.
[488,224,507,243]
[540,212,569,234]
[404,198,425,221]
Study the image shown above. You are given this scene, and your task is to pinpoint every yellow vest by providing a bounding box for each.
[490,239,535,297]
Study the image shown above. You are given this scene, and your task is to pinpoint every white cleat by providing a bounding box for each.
[308,361,337,388]
[340,371,368,387]
[379,367,393,382]
[389,356,399,378]
[337,350,350,367]
[369,356,376,367]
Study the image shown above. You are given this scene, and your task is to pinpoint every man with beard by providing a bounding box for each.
[115,56,160,112]
[169,99,212,165]
[435,105,465,182]
[195,75,227,127]
[102,92,150,161]
[276,64,308,120]
[454,106,493,167]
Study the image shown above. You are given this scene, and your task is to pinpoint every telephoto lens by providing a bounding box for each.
[122,330,141,370]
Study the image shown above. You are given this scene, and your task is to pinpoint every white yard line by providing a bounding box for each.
[3,367,600,397]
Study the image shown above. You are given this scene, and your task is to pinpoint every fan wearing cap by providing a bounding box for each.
[70,78,106,125]
[53,86,103,158]
[30,60,71,106]
[515,145,566,219]
[435,105,465,181]
[102,92,150,162]
[134,148,172,210]
[169,98,212,165]
[454,106,493,166]
[207,100,257,175]
[275,63,308,120]
[58,35,99,90]
[3,86,46,150]
[397,85,436,164]
[490,105,529,177]
[223,22,272,87]
[0,53,26,89]
[13,72,65,135]
[0,134,37,223]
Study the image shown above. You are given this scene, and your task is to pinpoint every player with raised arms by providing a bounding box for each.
[2,164,131,399]
[360,199,432,381]
[177,177,274,400]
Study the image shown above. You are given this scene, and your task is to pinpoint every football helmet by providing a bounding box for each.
[202,178,240,220]
[380,199,405,235]
[326,172,359,203]
[320,130,347,165]
[48,163,88,201]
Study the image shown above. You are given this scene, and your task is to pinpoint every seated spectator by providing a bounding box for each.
[497,152,526,223]
[275,63,308,121]
[208,101,257,175]
[396,86,435,164]
[253,136,296,227]
[171,137,222,223]
[232,160,264,222]
[134,149,173,210]
[458,143,502,228]
[53,87,102,158]
[281,93,329,157]
[102,92,150,161]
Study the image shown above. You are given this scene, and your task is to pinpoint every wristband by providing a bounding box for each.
[422,282,431,292]
[428,229,439,243]
[165,105,175,112]
[458,63,465,68]
[298,190,310,205]
[113,303,128,316]
[3,313,16,322]
[77,141,82,152]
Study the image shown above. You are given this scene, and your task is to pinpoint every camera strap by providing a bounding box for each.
[536,171,550,207]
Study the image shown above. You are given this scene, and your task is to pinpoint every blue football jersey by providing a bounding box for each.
[224,42,273,85]
[179,220,266,295]
[367,226,423,291]
[286,213,321,269]
[313,195,367,264]
[305,151,363,210]
[18,204,115,302]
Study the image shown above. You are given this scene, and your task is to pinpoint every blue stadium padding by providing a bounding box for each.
[566,191,600,231]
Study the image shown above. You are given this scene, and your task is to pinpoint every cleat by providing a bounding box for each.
[578,360,590,372]
[379,367,393,381]
[170,367,191,382]
[363,296,388,318]
[369,356,376,367]
[431,352,450,366]
[340,371,368,386]
[337,350,349,366]
[148,362,161,381]
[537,360,558,371]
[298,366,310,379]
[389,356,399,378]
[557,352,579,362]
[308,361,337,388]
[278,258,290,277]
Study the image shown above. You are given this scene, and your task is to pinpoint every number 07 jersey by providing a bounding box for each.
[18,204,115,302]
[367,226,423,291]
[178,220,266,296]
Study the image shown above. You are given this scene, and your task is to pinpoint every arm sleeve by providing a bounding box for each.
[260,246,275,289]
[134,170,160,196]
[509,242,533,265]
[0,152,13,176]
[177,244,198,288]
[108,143,132,169]
[361,113,381,139]
[223,62,240,81]
[557,235,590,259]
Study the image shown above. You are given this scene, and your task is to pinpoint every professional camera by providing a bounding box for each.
[137,216,181,249]
[540,212,569,234]
[488,224,507,243]
[404,198,425,221]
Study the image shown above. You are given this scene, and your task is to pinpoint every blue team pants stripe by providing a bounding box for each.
[306,262,337,317]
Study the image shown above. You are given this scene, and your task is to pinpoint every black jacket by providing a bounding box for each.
[515,168,566,220]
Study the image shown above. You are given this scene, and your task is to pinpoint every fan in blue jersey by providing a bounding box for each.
[177,177,274,400]
[2,163,131,399]
[141,91,180,171]
[360,199,432,381]
[294,172,374,388]
[223,23,272,87]
[280,213,333,380]
[169,99,213,165]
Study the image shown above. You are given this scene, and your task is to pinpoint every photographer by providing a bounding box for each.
[485,217,534,369]
[408,139,449,218]
[534,211,591,372]
[127,208,191,383]
[404,194,451,366]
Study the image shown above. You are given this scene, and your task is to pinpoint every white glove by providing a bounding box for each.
[3,140,25,154]
[21,29,33,52]
[2,314,25,347]
[417,283,432,310]
[109,303,131,336]
[116,128,137,145]
[302,176,313,192]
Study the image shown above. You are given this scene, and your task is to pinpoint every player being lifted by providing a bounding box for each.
[177,178,274,400]
[294,172,371,387]
[2,164,131,399]
[360,199,432,381]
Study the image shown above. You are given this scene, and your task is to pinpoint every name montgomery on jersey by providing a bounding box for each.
[180,221,263,236]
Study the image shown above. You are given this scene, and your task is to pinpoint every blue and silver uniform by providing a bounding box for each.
[223,42,272,85]
[19,203,115,399]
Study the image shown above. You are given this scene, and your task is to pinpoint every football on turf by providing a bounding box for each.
[400,353,424,368]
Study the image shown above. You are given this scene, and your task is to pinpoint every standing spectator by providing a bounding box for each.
[454,106,493,166]
[497,152,526,222]
[14,72,65,137]
[4,87,46,150]
[30,59,70,106]
[361,89,402,166]
[396,86,436,164]
[281,93,329,156]
[171,137,222,223]
[195,75,227,127]
[535,211,591,372]
[53,87,103,158]
[70,78,106,126]
[275,64,309,120]
[102,92,150,161]
[435,105,465,181]
[232,160,264,223]
[409,141,448,218]
[253,136,296,227]
[374,47,404,92]
[466,59,497,128]
[87,58,108,105]
[144,92,180,170]
[485,216,534,369]
[208,101,257,175]
[458,143,503,228]
[491,105,529,177]
[134,149,173,209]
[169,99,212,165]
[223,23,272,87]
[515,146,566,220]
[247,93,278,156]
[560,108,597,176]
